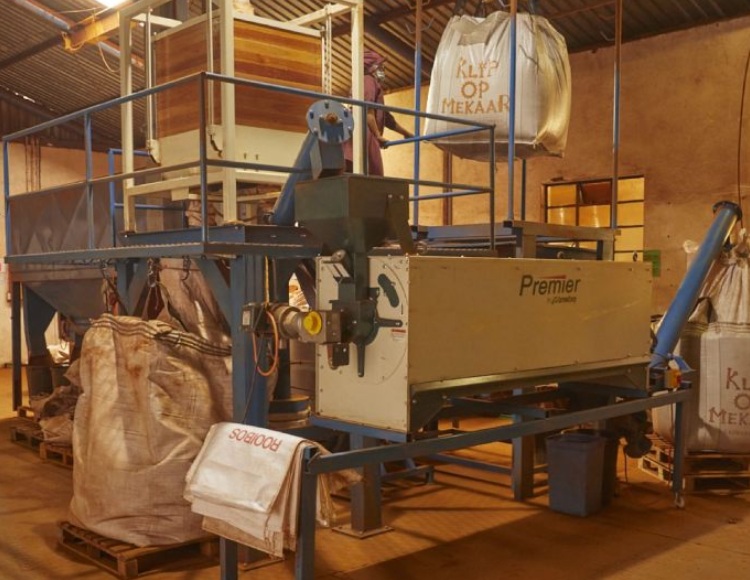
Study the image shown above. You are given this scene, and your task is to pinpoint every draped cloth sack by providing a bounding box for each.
[69,314,233,546]
[424,11,571,160]
[185,422,359,558]
[654,239,750,452]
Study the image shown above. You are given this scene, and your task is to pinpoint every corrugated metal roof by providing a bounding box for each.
[0,0,144,148]
[2,0,750,149]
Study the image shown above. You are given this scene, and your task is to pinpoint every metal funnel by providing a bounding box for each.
[294,175,412,255]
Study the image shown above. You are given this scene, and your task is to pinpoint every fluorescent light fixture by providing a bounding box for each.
[95,0,127,8]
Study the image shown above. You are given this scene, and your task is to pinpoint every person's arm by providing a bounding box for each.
[367,109,388,147]
[384,111,413,139]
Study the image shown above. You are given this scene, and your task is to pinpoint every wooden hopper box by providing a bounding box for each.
[153,13,322,184]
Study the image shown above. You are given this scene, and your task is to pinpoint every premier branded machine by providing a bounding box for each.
[2,2,742,580]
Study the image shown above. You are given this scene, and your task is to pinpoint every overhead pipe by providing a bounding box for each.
[507,0,518,222]
[412,0,423,226]
[650,201,742,369]
[9,0,141,68]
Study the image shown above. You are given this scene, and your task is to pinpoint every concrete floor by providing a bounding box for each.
[2,367,750,579]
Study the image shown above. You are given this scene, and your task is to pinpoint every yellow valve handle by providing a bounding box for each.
[303,311,323,336]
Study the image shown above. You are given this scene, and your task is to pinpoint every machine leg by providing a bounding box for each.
[512,434,535,500]
[672,398,686,509]
[219,539,238,580]
[335,434,392,538]
[512,388,535,500]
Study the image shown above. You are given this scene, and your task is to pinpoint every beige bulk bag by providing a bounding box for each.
[69,314,232,546]
[654,245,750,452]
[424,11,571,160]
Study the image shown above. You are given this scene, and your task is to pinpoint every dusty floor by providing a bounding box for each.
[2,367,750,579]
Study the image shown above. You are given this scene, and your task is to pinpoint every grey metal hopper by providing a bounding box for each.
[19,265,108,320]
[294,175,412,255]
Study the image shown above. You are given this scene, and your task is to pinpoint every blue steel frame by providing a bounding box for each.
[294,389,691,579]
[3,72,497,257]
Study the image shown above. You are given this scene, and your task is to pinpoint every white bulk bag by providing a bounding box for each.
[424,11,571,160]
[184,422,359,557]
[654,244,750,452]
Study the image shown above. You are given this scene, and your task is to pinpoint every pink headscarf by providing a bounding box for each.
[363,50,385,74]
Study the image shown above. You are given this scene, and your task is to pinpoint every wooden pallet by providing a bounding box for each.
[40,442,74,469]
[16,405,35,419]
[58,521,219,579]
[9,420,44,450]
[639,437,750,493]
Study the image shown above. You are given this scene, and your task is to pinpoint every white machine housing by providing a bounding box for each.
[315,255,653,433]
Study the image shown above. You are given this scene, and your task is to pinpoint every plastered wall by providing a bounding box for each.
[384,15,750,312]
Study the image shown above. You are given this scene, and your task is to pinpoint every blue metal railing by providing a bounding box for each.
[3,71,497,256]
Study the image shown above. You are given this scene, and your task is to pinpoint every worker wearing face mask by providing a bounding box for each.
[344,49,413,176]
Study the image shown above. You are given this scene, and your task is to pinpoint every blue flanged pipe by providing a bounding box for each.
[650,201,742,369]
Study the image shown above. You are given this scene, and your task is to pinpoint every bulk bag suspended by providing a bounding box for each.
[424,11,571,160]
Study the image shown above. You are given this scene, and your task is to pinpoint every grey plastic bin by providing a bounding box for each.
[546,432,606,517]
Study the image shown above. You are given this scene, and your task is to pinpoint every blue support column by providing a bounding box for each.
[671,397,686,502]
[3,140,10,256]
[219,254,267,580]
[84,113,95,250]
[506,2,518,222]
[108,148,117,247]
[412,0,423,229]
[199,74,209,244]
[296,447,319,580]
[11,281,22,411]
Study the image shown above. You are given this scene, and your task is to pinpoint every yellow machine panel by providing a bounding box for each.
[315,256,653,432]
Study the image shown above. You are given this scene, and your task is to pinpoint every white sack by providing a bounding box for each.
[69,314,232,546]
[654,243,750,452]
[185,422,358,558]
[424,11,571,160]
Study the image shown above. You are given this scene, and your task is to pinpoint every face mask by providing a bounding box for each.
[374,69,386,83]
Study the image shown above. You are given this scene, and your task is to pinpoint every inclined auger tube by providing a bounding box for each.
[650,201,742,370]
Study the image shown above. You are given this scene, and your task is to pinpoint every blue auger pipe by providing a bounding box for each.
[650,201,742,369]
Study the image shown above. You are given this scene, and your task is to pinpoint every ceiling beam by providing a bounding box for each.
[333,0,456,37]
[364,22,432,79]
[0,85,115,147]
[0,35,59,71]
